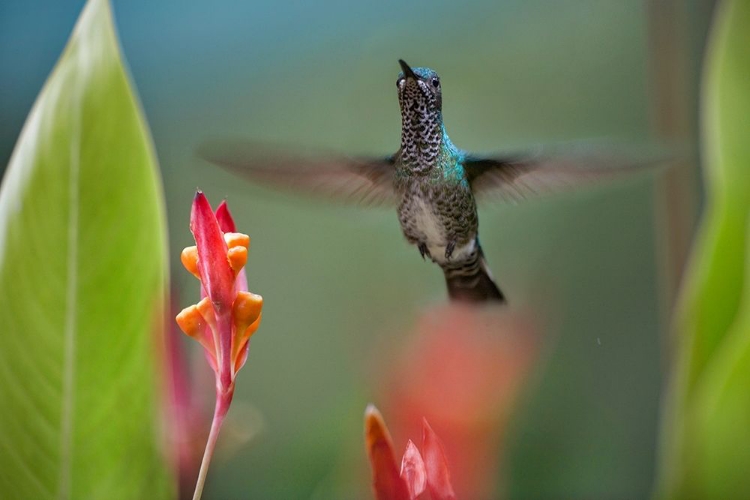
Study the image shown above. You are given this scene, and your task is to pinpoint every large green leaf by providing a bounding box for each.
[0,0,174,498]
[656,1,750,498]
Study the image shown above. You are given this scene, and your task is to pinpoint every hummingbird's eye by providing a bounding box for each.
[431,78,440,88]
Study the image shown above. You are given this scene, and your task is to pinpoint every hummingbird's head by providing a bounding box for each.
[396,59,442,115]
[395,60,446,170]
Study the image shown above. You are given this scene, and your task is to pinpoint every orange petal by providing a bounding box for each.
[180,246,200,279]
[224,232,250,249]
[176,301,217,365]
[227,246,248,275]
[243,313,262,341]
[232,292,263,334]
[233,313,262,373]
[365,405,410,500]
[175,304,204,337]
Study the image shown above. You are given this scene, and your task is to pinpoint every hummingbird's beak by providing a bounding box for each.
[399,59,418,81]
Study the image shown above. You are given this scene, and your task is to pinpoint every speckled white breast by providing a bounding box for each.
[404,195,477,265]
[412,197,445,248]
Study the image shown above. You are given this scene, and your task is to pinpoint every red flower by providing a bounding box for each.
[175,192,262,397]
[174,191,263,499]
[365,405,456,500]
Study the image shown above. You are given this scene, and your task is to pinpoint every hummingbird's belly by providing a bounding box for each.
[411,198,446,249]
[399,193,477,265]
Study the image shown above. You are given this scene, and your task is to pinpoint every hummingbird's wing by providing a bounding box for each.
[198,140,398,206]
[464,145,666,203]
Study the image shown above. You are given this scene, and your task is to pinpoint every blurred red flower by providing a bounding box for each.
[380,304,539,499]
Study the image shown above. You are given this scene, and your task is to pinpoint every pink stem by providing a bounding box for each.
[192,386,234,500]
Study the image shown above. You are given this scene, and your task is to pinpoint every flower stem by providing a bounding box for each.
[192,387,233,500]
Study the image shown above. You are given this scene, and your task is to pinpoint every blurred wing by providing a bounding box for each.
[198,140,398,206]
[465,144,669,203]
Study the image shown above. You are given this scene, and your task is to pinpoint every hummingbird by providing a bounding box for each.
[200,59,658,303]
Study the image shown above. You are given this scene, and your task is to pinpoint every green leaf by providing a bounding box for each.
[0,0,174,498]
[656,0,750,497]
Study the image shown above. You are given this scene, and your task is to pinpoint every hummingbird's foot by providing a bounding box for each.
[445,241,456,260]
[418,242,431,260]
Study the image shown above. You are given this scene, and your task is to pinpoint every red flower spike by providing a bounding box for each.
[365,405,410,500]
[422,419,456,500]
[180,192,262,386]
[190,192,236,391]
[400,440,427,500]
[177,192,263,500]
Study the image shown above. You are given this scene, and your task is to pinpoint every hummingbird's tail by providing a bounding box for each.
[442,240,505,303]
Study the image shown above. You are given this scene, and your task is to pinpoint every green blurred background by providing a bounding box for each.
[0,1,715,498]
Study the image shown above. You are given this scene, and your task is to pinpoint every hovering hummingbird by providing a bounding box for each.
[201,59,658,303]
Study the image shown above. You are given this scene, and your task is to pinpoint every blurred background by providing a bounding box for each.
[0,0,715,498]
